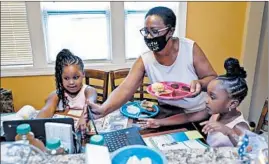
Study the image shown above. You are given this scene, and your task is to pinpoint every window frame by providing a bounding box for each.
[43,9,112,63]
[1,2,187,77]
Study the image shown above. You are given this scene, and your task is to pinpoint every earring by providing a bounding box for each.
[228,107,231,112]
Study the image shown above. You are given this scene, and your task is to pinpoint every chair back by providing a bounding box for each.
[84,69,109,104]
[256,98,268,133]
[110,68,158,104]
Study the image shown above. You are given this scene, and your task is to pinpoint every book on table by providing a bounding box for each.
[143,130,209,151]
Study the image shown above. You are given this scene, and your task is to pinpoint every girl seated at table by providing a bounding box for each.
[200,57,250,147]
[37,49,97,133]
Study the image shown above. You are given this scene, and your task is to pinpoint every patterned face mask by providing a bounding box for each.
[144,30,171,52]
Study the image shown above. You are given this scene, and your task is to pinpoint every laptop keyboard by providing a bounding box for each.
[103,130,129,152]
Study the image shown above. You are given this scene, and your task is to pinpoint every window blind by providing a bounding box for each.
[1,2,33,66]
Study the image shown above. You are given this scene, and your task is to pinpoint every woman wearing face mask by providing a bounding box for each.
[89,6,217,128]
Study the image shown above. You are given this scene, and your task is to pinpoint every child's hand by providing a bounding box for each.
[76,115,87,131]
[137,118,161,129]
[200,120,232,135]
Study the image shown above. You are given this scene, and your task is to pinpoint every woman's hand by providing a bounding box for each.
[200,120,232,135]
[137,118,161,129]
[86,101,106,120]
[187,80,202,97]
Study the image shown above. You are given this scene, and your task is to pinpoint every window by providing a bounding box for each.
[41,2,110,62]
[1,2,33,66]
[124,2,180,59]
[1,2,187,77]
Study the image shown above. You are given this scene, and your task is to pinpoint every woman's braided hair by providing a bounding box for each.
[55,49,84,109]
[217,57,248,104]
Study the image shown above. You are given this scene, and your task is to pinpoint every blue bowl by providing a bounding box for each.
[111,145,167,164]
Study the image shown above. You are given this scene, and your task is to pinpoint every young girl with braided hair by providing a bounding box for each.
[200,57,250,147]
[37,49,97,133]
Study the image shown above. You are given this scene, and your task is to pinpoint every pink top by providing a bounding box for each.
[206,113,249,147]
[57,84,88,111]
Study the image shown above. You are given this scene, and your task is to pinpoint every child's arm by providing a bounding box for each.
[84,86,97,104]
[138,109,209,128]
[36,91,59,118]
[200,120,250,147]
[227,122,250,146]
[79,86,97,119]
[75,86,97,130]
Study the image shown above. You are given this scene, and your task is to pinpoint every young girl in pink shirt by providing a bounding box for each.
[37,49,97,134]
[200,57,250,147]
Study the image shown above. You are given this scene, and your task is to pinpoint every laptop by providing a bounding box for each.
[88,106,146,152]
[3,118,75,144]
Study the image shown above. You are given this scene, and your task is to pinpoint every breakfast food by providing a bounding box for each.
[127,105,140,114]
[126,156,152,164]
[155,89,173,96]
[170,83,179,89]
[140,100,155,112]
[141,100,154,108]
[181,86,190,92]
[151,82,172,96]
[151,82,165,93]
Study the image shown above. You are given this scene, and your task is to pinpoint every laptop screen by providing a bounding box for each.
[3,118,74,142]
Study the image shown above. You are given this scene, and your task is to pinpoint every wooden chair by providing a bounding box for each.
[110,68,158,104]
[255,98,268,133]
[84,69,109,104]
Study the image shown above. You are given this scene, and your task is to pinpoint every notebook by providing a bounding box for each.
[143,130,208,151]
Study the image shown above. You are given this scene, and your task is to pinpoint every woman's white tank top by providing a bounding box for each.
[141,37,207,112]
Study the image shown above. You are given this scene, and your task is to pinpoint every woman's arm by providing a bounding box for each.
[193,43,217,91]
[36,91,59,118]
[158,109,209,126]
[100,57,145,116]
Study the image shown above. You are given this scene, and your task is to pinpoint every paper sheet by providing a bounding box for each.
[67,110,83,117]
[144,137,207,151]
[53,114,79,128]
[143,130,207,151]
[183,140,208,149]
[185,130,204,140]
[90,110,128,133]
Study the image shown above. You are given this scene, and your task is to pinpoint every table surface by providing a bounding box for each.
[1,104,207,144]
[1,141,240,164]
[35,147,242,164]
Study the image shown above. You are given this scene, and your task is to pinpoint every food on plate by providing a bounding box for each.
[170,83,179,89]
[151,82,172,96]
[126,155,152,164]
[151,82,165,92]
[140,100,154,108]
[126,155,140,164]
[126,105,140,114]
[140,100,156,112]
[155,90,173,96]
[181,86,190,92]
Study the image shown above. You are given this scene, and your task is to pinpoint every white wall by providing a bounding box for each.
[248,2,268,123]
[239,2,266,120]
